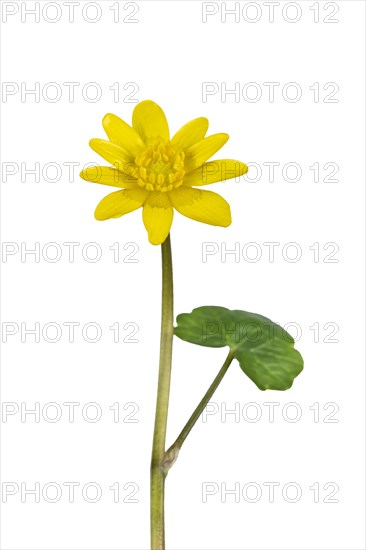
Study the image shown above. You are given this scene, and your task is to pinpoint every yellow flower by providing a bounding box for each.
[80,100,248,245]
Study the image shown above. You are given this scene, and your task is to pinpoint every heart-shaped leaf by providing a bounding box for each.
[174,306,303,390]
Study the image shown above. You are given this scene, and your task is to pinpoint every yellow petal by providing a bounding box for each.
[102,113,145,157]
[183,159,248,187]
[184,133,229,173]
[142,192,173,245]
[132,100,169,144]
[95,188,148,221]
[80,166,138,188]
[90,139,135,175]
[169,187,231,227]
[170,117,209,151]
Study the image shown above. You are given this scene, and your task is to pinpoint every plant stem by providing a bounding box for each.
[165,350,234,465]
[150,234,174,550]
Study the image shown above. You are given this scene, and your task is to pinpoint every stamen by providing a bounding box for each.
[134,143,186,193]
[139,167,147,179]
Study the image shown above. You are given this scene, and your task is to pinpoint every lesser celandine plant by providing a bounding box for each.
[80,100,304,550]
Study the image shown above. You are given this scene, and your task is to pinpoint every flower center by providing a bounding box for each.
[134,143,185,192]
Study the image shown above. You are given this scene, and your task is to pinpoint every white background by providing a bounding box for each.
[1,1,365,549]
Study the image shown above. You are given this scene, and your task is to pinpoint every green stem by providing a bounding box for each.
[150,234,174,550]
[165,350,234,466]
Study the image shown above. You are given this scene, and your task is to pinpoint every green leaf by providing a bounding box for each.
[174,306,303,391]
